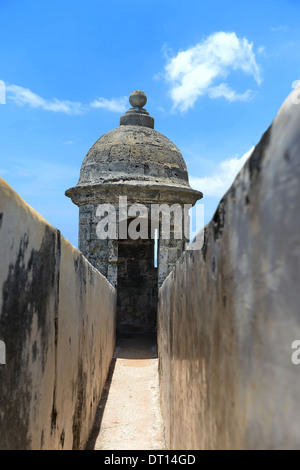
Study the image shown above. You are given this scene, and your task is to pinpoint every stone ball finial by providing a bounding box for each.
[129,90,147,108]
[120,90,153,128]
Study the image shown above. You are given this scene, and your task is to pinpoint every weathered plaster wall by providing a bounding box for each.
[158,90,300,450]
[0,178,116,450]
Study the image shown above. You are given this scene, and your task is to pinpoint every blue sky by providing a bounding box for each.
[0,0,299,247]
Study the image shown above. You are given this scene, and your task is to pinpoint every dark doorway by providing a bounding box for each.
[116,224,158,333]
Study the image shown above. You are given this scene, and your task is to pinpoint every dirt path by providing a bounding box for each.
[86,333,166,450]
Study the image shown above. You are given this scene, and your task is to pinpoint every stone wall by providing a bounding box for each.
[0,178,116,450]
[157,89,300,450]
[77,199,190,289]
[78,203,119,287]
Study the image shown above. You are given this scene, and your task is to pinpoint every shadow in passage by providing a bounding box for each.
[114,332,158,359]
[85,358,116,450]
[85,332,159,450]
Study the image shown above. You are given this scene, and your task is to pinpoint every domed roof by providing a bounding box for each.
[76,125,190,188]
[66,91,202,204]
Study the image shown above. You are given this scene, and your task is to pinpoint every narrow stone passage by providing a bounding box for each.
[86,333,166,450]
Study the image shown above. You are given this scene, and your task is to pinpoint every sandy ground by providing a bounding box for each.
[86,333,166,450]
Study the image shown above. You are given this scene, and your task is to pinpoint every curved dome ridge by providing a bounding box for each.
[77,125,191,188]
[65,90,203,206]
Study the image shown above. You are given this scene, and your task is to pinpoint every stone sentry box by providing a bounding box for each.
[66,91,202,333]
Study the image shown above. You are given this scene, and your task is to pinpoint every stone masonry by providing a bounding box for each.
[66,91,202,332]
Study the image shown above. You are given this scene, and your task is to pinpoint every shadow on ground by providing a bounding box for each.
[85,332,160,450]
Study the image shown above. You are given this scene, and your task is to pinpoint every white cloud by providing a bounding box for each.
[6,85,83,114]
[90,96,127,113]
[164,32,262,111]
[208,83,255,102]
[5,83,128,115]
[257,46,266,55]
[189,147,254,198]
